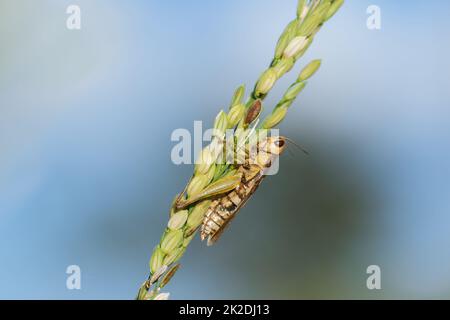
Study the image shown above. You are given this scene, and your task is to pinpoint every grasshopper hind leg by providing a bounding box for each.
[175,172,243,210]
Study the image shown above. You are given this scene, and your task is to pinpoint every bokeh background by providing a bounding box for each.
[1,0,450,299]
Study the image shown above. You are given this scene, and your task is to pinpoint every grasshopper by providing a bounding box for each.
[175,136,286,246]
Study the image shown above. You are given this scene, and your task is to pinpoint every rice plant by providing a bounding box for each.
[136,0,345,300]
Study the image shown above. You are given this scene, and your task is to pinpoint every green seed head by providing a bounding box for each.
[255,68,277,96]
[206,163,216,182]
[298,59,321,81]
[182,232,196,247]
[297,0,307,19]
[150,264,168,284]
[274,31,290,60]
[186,174,209,198]
[149,247,165,274]
[273,58,295,78]
[284,81,306,101]
[275,20,298,59]
[294,37,312,60]
[300,2,332,35]
[283,36,308,59]
[160,230,184,254]
[325,0,344,21]
[174,246,187,262]
[195,148,214,174]
[316,1,333,20]
[230,85,245,107]
[187,200,212,228]
[214,110,228,135]
[297,17,317,37]
[262,106,288,129]
[209,138,224,161]
[277,99,294,111]
[297,1,331,37]
[167,210,188,230]
[163,247,185,266]
[227,103,246,128]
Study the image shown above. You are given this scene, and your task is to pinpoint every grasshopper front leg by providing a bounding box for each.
[175,172,243,210]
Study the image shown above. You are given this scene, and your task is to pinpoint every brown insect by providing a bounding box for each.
[175,136,287,245]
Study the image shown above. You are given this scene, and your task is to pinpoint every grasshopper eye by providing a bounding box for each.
[274,139,285,148]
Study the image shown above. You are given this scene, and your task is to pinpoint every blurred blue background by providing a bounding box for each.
[1,0,450,299]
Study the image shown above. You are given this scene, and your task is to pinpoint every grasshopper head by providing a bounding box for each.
[263,136,286,155]
[255,136,286,168]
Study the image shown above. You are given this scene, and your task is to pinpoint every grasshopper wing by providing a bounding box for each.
[202,173,265,246]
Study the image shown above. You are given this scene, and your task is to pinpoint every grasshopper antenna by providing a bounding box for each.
[284,137,309,155]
